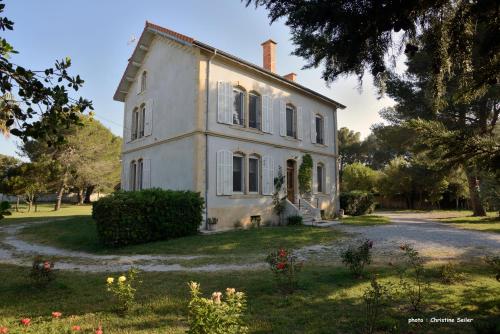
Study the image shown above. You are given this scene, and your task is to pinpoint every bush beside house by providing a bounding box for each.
[92,189,204,247]
[340,191,375,216]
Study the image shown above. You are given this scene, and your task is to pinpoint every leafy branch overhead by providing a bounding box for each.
[0,0,92,144]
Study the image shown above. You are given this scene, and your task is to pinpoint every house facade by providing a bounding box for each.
[113,22,345,230]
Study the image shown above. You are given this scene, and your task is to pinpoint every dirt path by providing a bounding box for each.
[0,212,498,272]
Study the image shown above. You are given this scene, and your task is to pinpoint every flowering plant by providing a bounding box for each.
[187,282,247,334]
[266,248,303,293]
[340,239,373,278]
[105,268,140,313]
[29,256,55,287]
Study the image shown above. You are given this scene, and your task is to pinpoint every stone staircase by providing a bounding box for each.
[297,198,322,225]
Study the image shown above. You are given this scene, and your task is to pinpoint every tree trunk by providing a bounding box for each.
[27,201,32,212]
[465,170,486,216]
[54,186,64,211]
[15,196,19,212]
[84,185,95,204]
[77,188,84,205]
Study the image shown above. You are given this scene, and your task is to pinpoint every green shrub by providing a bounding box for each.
[92,189,204,247]
[287,215,303,225]
[340,191,375,216]
[106,268,141,314]
[266,248,303,294]
[363,275,393,334]
[340,239,373,277]
[438,262,464,284]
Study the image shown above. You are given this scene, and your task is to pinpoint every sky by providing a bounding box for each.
[0,0,397,159]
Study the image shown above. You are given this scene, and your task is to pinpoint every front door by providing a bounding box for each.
[287,160,295,203]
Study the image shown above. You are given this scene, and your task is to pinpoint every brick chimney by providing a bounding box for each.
[261,39,277,72]
[284,72,297,82]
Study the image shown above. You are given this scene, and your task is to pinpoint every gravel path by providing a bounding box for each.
[0,212,498,272]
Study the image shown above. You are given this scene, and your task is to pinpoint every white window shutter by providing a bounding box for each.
[125,108,132,142]
[311,111,317,144]
[262,156,274,195]
[136,76,141,95]
[312,161,318,194]
[324,114,329,146]
[142,159,151,189]
[279,99,286,136]
[144,99,153,136]
[216,150,224,195]
[262,95,273,134]
[217,81,225,123]
[122,162,128,190]
[325,162,330,194]
[217,150,233,195]
[297,106,303,140]
[269,157,275,193]
[224,82,233,124]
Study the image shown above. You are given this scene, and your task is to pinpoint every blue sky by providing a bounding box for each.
[1,0,396,158]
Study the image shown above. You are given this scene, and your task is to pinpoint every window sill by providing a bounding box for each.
[313,143,327,148]
[127,136,147,144]
[226,193,268,199]
[283,136,300,142]
[228,124,265,135]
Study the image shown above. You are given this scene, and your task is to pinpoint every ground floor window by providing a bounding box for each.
[248,156,259,193]
[233,155,244,192]
[317,164,324,193]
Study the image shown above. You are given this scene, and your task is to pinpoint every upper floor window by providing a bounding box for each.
[232,154,244,192]
[233,87,245,126]
[140,71,147,93]
[248,155,260,193]
[139,104,146,138]
[317,163,324,193]
[315,115,324,144]
[286,104,296,138]
[248,92,261,130]
[131,108,139,140]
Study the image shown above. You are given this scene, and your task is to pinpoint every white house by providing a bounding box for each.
[113,22,346,230]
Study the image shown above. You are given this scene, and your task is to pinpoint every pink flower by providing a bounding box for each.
[72,325,81,331]
[278,249,287,258]
[0,327,8,333]
[43,261,51,270]
[20,318,30,326]
[51,311,62,318]
[95,325,103,334]
[276,262,286,270]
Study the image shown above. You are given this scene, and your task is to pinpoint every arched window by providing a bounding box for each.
[286,103,296,138]
[248,91,261,130]
[315,114,324,144]
[130,160,137,191]
[248,154,260,193]
[232,152,245,193]
[131,107,139,140]
[137,159,144,190]
[317,163,325,193]
[139,103,146,138]
[232,86,245,126]
[140,71,147,93]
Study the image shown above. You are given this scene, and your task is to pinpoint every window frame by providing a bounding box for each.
[130,160,137,191]
[286,104,297,138]
[137,159,144,190]
[232,154,245,193]
[131,108,139,141]
[317,163,324,193]
[248,155,260,194]
[140,71,147,93]
[248,91,261,130]
[232,87,245,126]
[138,104,146,138]
[315,114,324,144]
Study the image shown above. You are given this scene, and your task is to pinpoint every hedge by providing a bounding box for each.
[92,189,204,247]
[287,215,303,226]
[340,191,376,216]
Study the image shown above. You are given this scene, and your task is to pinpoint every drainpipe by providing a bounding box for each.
[204,49,217,230]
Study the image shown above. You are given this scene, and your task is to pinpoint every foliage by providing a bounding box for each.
[272,166,286,224]
[266,248,303,294]
[0,153,19,176]
[398,244,428,311]
[298,154,313,196]
[0,200,10,220]
[342,162,379,192]
[340,239,373,278]
[0,0,92,142]
[339,191,375,216]
[485,256,500,282]
[363,275,393,334]
[187,282,248,334]
[106,268,140,313]
[29,256,55,287]
[287,215,303,226]
[93,189,204,247]
[438,262,464,284]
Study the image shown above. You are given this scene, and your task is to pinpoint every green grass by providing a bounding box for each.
[435,214,500,234]
[340,215,391,226]
[0,263,498,333]
[3,203,92,225]
[16,214,342,257]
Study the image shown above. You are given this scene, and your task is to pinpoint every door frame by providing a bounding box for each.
[286,159,296,203]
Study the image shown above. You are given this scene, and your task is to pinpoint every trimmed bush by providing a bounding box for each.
[92,189,204,247]
[287,215,303,225]
[340,191,375,216]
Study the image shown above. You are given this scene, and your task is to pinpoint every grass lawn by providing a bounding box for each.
[340,215,391,226]
[0,263,498,333]
[3,203,92,225]
[435,214,500,234]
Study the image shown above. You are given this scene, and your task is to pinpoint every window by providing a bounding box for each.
[248,156,259,193]
[233,88,244,126]
[233,155,244,192]
[248,92,261,130]
[140,71,147,93]
[315,115,324,144]
[129,161,137,191]
[317,164,324,193]
[286,104,296,137]
[137,159,144,190]
[131,108,139,140]
[138,104,146,138]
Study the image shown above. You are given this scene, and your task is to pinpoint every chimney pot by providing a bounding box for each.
[261,39,277,72]
[284,72,297,82]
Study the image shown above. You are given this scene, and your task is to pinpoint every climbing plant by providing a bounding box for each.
[272,166,286,225]
[298,154,313,196]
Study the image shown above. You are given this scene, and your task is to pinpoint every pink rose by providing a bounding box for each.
[72,325,81,331]
[20,318,30,326]
[51,311,62,318]
[0,326,8,333]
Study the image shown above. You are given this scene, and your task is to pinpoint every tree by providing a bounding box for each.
[342,163,380,193]
[0,153,19,175]
[0,1,92,142]
[338,127,362,179]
